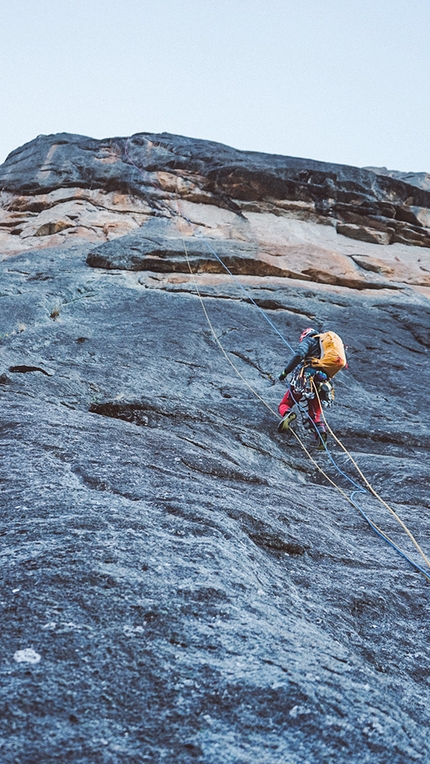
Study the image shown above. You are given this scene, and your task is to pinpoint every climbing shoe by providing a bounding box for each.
[316,431,328,451]
[277,411,297,433]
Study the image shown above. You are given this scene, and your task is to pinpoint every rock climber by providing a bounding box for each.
[277,327,332,448]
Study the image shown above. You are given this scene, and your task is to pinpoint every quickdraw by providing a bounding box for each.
[290,366,334,407]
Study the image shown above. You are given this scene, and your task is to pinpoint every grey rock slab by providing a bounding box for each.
[0,244,430,763]
[86,221,264,275]
[365,166,430,192]
[2,132,429,211]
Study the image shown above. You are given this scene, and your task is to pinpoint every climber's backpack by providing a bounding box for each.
[308,331,347,378]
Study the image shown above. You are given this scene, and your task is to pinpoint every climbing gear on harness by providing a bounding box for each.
[290,364,334,407]
[308,331,347,378]
[277,411,297,432]
[290,366,319,399]
[319,379,334,407]
[278,369,288,382]
[290,367,308,396]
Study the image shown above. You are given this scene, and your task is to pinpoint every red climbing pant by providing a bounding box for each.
[278,387,325,430]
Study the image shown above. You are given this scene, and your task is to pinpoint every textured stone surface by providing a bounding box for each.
[1,134,430,763]
[1,238,430,763]
[2,132,430,257]
[365,166,430,192]
[86,213,430,291]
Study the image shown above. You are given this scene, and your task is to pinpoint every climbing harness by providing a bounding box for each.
[290,367,313,398]
[319,379,334,408]
[290,368,334,407]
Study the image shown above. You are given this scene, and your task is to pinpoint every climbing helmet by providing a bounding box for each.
[299,327,317,342]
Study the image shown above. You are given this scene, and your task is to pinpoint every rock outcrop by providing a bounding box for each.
[2,131,430,258]
[365,166,430,192]
[0,133,430,763]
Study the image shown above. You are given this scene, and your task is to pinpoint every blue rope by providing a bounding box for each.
[290,374,430,578]
[291,389,429,578]
[197,235,429,580]
[348,490,430,579]
[199,237,295,352]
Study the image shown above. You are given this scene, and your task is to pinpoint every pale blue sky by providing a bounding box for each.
[2,0,429,171]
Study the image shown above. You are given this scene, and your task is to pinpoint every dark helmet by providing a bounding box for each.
[299,327,317,342]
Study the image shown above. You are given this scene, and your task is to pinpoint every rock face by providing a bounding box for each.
[365,166,430,192]
[2,131,430,258]
[1,134,430,763]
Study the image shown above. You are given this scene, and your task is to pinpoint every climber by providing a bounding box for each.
[277,327,342,448]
